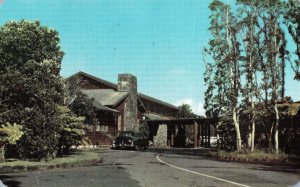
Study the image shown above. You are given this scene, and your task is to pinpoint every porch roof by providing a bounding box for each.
[143,117,219,126]
[93,100,120,113]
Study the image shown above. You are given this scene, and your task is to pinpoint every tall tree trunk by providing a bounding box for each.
[247,117,251,149]
[273,20,280,154]
[249,14,256,152]
[251,101,255,152]
[274,102,279,153]
[233,108,242,151]
[226,5,241,151]
[268,125,274,149]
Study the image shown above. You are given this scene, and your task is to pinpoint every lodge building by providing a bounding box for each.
[66,71,179,145]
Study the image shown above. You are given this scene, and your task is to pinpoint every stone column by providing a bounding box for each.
[153,124,168,147]
[117,74,138,131]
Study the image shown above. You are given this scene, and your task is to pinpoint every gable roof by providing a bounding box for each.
[93,100,120,113]
[138,93,178,110]
[82,89,128,107]
[144,113,171,120]
[67,71,117,90]
[68,71,178,111]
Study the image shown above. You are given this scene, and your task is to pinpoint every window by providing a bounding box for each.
[100,125,108,132]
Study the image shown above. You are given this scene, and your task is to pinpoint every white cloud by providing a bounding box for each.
[175,98,206,116]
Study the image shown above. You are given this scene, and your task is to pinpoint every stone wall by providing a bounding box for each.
[153,124,168,147]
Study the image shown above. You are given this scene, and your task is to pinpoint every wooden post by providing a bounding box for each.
[208,123,211,148]
[194,120,198,148]
[206,123,209,148]
[198,124,203,147]
[204,122,208,148]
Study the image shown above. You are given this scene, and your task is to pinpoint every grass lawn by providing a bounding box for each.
[0,149,102,173]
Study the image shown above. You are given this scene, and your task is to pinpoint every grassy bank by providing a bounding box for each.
[208,150,300,165]
[0,149,102,173]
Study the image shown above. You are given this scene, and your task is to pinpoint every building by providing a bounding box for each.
[66,71,179,145]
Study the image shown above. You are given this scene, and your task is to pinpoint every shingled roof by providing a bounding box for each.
[144,113,170,120]
[92,100,120,113]
[67,71,117,90]
[68,71,178,110]
[82,89,128,107]
[138,93,178,110]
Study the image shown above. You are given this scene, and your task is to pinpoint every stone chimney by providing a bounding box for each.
[117,74,138,131]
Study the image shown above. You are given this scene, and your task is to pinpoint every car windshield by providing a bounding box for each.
[120,131,134,137]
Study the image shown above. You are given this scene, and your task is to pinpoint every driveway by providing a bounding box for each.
[0,149,299,187]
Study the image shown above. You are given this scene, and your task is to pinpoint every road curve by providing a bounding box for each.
[156,154,251,187]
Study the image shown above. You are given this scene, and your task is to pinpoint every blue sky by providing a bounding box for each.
[1,0,300,115]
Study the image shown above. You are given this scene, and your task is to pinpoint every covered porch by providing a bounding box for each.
[143,118,219,148]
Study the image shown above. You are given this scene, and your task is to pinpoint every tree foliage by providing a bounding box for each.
[177,104,196,118]
[0,20,65,160]
[206,0,243,150]
[285,0,300,80]
[0,122,23,145]
[0,20,64,74]
[57,106,86,155]
[0,122,23,161]
[177,104,197,145]
[204,0,290,153]
[68,92,95,124]
[65,77,95,124]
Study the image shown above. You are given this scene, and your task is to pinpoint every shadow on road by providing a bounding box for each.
[0,174,23,187]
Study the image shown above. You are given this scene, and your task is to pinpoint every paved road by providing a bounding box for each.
[0,149,299,187]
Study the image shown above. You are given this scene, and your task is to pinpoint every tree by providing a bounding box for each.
[260,0,286,154]
[57,106,86,155]
[65,77,95,124]
[0,20,64,74]
[238,2,261,151]
[0,122,23,161]
[178,104,196,118]
[68,92,95,124]
[177,104,197,144]
[0,20,65,160]
[239,0,287,153]
[205,0,288,153]
[285,0,300,80]
[206,0,242,151]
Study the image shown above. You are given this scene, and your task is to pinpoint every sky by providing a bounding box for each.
[0,0,299,116]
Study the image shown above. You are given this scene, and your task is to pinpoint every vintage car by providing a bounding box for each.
[112,131,149,150]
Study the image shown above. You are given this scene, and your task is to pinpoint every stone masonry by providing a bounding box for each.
[117,74,138,131]
[153,124,168,147]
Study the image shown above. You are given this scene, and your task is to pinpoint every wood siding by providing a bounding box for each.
[140,98,178,118]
